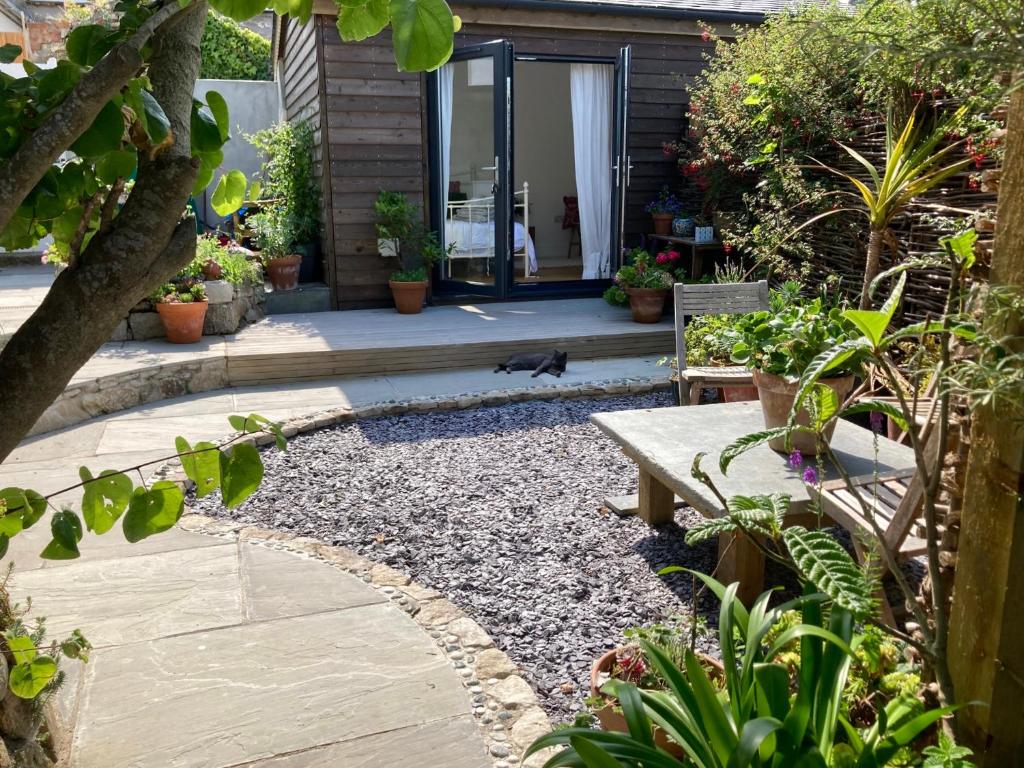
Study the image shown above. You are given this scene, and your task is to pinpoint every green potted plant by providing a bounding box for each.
[152,280,208,344]
[611,248,675,323]
[375,190,449,314]
[196,235,224,281]
[248,209,301,292]
[645,186,684,235]
[727,286,860,453]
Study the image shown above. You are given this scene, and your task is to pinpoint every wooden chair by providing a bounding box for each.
[674,280,769,405]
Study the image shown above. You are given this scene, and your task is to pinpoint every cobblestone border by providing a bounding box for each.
[150,382,672,767]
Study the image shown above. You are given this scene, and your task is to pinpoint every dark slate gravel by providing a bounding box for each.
[192,394,776,720]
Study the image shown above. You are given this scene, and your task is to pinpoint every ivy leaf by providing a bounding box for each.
[782,526,875,618]
[219,443,264,508]
[79,468,133,534]
[205,90,230,143]
[389,0,454,72]
[40,510,83,560]
[122,482,184,543]
[211,169,247,216]
[9,656,57,699]
[175,437,221,498]
[337,0,390,43]
[70,100,125,158]
[66,24,117,67]
[208,0,270,21]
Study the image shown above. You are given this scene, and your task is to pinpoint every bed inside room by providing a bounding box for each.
[440,57,614,286]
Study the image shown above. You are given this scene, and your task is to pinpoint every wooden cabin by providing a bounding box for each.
[273,0,785,309]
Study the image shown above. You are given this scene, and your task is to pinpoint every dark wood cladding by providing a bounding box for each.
[305,14,709,307]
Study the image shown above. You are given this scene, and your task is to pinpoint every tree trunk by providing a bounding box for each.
[947,79,1024,765]
[0,2,208,464]
[859,226,885,309]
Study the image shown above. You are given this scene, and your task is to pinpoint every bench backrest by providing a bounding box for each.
[674,281,769,374]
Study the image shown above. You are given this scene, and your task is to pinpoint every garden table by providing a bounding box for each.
[590,401,916,604]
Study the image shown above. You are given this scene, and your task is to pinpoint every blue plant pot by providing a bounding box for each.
[673,217,695,237]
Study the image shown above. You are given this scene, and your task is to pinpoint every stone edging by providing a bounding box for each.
[177,513,554,768]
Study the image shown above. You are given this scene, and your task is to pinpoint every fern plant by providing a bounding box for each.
[527,575,952,768]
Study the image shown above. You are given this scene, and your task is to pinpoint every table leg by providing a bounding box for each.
[716,531,765,606]
[637,468,675,526]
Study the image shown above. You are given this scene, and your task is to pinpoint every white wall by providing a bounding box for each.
[192,78,280,232]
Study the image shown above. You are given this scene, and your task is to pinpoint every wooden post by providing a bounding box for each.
[947,80,1024,765]
[637,468,675,526]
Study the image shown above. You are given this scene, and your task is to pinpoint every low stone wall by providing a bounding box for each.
[111,280,265,342]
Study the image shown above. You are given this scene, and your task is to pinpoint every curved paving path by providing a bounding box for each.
[0,362,667,767]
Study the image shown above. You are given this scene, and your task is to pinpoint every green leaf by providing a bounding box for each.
[790,338,870,418]
[841,310,889,349]
[191,103,224,154]
[337,0,390,42]
[141,90,170,145]
[942,229,977,270]
[211,169,247,217]
[389,0,455,72]
[781,527,875,618]
[4,634,36,665]
[229,413,287,450]
[0,44,20,63]
[9,656,57,699]
[71,100,125,158]
[192,163,216,196]
[66,24,116,67]
[40,510,83,560]
[720,426,801,474]
[729,717,783,768]
[270,0,314,24]
[175,437,222,498]
[122,482,185,543]
[807,384,840,432]
[0,487,28,536]
[37,60,82,104]
[569,736,625,768]
[80,468,133,534]
[205,90,230,143]
[839,401,908,433]
[96,149,138,185]
[219,443,264,508]
[208,0,270,21]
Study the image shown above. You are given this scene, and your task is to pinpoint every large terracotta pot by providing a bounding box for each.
[752,368,855,454]
[590,647,724,758]
[265,254,302,291]
[155,300,208,344]
[722,384,760,403]
[651,213,673,235]
[624,287,668,324]
[389,279,428,314]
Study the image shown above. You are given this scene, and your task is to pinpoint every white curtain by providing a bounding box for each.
[570,63,613,279]
[438,64,455,249]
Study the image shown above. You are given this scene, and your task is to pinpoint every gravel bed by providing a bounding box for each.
[192,393,789,720]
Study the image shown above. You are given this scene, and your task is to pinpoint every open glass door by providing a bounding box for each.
[429,41,513,298]
[611,45,632,268]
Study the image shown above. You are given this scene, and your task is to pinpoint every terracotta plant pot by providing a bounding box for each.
[722,384,760,403]
[265,254,302,291]
[590,648,724,758]
[752,368,855,454]
[201,260,223,281]
[389,279,428,314]
[651,213,674,235]
[155,300,208,344]
[624,287,668,324]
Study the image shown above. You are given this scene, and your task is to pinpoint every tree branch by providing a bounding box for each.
[0,0,196,235]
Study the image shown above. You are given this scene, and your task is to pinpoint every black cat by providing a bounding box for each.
[494,350,568,378]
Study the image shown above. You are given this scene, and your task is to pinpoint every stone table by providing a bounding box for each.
[591,401,915,602]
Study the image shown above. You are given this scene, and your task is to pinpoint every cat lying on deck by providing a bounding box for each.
[494,350,568,378]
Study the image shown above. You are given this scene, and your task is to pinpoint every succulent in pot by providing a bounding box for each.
[611,248,675,323]
[153,280,208,344]
[727,284,861,452]
[248,209,301,292]
[645,186,684,235]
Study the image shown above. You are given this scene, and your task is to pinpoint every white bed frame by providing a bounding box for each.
[445,183,530,279]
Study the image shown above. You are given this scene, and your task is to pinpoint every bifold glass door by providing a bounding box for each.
[429,41,513,298]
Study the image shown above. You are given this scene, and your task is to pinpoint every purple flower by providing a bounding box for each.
[869,411,885,434]
[788,450,803,470]
[803,466,819,485]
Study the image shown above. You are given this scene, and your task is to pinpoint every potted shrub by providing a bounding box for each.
[196,235,224,281]
[248,209,301,292]
[153,280,208,344]
[645,187,684,235]
[612,249,675,323]
[727,285,860,453]
[375,190,450,314]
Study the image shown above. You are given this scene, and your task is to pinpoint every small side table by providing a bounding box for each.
[643,233,724,280]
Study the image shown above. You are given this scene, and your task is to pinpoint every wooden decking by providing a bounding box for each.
[225,299,673,384]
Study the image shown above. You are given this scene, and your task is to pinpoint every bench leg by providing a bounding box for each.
[638,469,675,526]
[716,531,765,606]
